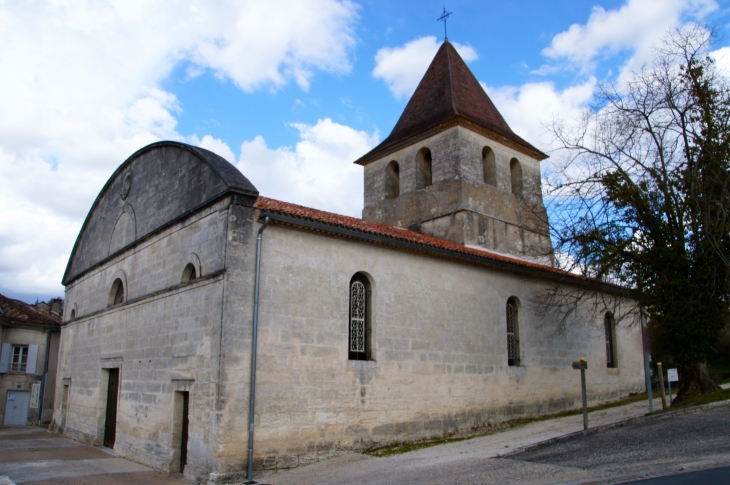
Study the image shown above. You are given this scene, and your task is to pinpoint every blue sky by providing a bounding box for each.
[0,0,729,303]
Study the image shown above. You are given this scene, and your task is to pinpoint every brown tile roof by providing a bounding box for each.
[254,196,619,291]
[0,294,61,328]
[356,41,547,165]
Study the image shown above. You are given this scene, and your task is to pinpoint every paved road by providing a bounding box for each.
[267,403,730,485]
[2,400,729,485]
[0,427,184,485]
[510,404,730,479]
[624,466,730,485]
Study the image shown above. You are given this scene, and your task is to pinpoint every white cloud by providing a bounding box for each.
[373,36,478,99]
[484,79,596,158]
[194,135,237,164]
[711,46,730,76]
[540,0,717,80]
[236,119,378,217]
[0,0,359,298]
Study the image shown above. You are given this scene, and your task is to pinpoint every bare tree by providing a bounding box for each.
[541,25,730,401]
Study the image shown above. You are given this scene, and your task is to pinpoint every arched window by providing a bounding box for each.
[416,147,432,190]
[510,158,523,197]
[506,297,520,366]
[181,263,197,283]
[605,313,616,368]
[109,279,124,307]
[385,161,400,199]
[70,309,76,319]
[482,146,496,186]
[348,273,372,360]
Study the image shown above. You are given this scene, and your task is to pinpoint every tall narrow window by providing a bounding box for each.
[109,279,124,307]
[416,147,432,189]
[510,158,523,197]
[506,298,520,366]
[385,161,400,199]
[348,273,372,360]
[605,313,616,368]
[482,146,496,186]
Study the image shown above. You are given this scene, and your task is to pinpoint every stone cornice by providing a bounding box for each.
[354,116,548,166]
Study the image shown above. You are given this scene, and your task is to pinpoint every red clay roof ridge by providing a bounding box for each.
[254,196,583,279]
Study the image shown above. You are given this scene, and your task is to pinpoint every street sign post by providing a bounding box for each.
[667,368,678,403]
[657,362,667,409]
[572,358,588,430]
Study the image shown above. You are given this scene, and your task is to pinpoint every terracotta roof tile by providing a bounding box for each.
[255,196,601,285]
[356,41,546,165]
[0,294,61,327]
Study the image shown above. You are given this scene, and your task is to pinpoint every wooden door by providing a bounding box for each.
[104,369,119,448]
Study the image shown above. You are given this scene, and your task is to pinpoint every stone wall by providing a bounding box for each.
[53,197,242,481]
[217,220,644,471]
[362,126,553,263]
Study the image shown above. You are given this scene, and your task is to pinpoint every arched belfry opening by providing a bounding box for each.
[483,146,496,186]
[510,158,523,198]
[356,40,553,264]
[416,148,432,190]
[385,161,400,199]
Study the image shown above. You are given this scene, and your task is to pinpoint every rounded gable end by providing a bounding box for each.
[62,141,258,285]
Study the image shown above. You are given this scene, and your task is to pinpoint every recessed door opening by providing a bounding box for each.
[104,368,119,448]
[172,390,190,473]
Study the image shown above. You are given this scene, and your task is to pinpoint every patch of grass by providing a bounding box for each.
[365,436,472,457]
[650,387,730,414]
[364,392,650,457]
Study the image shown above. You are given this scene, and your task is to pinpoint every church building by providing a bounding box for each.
[52,41,644,483]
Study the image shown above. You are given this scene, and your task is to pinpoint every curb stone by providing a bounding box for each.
[497,398,730,459]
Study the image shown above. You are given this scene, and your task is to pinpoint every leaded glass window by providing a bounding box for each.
[350,281,365,353]
[507,299,519,366]
[348,273,371,361]
[605,313,616,368]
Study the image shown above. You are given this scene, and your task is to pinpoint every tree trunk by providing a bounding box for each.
[675,361,721,403]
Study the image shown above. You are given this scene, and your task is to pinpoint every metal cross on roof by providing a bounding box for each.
[437,7,452,41]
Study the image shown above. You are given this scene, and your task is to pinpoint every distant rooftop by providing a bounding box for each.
[0,294,62,328]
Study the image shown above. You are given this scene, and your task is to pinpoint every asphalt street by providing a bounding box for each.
[624,466,730,485]
[509,404,730,479]
[268,403,730,485]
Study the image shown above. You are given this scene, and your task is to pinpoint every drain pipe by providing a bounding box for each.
[247,216,270,484]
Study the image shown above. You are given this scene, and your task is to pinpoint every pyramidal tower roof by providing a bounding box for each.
[356,40,546,165]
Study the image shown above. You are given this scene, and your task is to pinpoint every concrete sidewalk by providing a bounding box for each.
[0,427,185,485]
[263,396,727,485]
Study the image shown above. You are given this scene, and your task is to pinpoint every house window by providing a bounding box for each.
[10,345,28,372]
[506,298,520,366]
[348,273,372,360]
[416,147,432,189]
[385,161,400,199]
[510,158,523,197]
[605,313,616,368]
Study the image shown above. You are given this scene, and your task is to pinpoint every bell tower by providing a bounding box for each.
[356,41,554,265]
